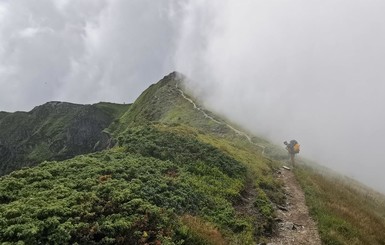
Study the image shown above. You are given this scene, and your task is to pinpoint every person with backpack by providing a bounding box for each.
[284,140,300,167]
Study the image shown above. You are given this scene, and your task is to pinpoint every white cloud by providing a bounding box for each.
[18,27,54,38]
[0,0,179,110]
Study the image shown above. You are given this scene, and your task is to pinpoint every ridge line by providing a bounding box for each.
[175,82,266,156]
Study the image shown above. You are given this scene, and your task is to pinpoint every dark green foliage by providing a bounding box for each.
[0,126,250,244]
[0,155,183,243]
[118,126,246,179]
[0,102,130,176]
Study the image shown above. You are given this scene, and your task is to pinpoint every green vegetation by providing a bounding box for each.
[117,126,246,178]
[94,102,131,119]
[94,102,132,134]
[0,125,282,244]
[117,75,180,128]
[263,141,385,244]
[0,101,130,175]
[116,72,229,136]
[2,71,385,244]
[295,163,385,245]
[0,72,285,244]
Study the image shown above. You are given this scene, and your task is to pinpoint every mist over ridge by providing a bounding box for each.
[173,1,385,194]
[1,0,385,193]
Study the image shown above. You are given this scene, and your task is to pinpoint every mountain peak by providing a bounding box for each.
[165,71,185,80]
[30,101,82,115]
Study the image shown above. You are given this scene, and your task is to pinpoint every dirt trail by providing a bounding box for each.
[268,167,321,245]
[176,82,266,155]
[176,84,321,244]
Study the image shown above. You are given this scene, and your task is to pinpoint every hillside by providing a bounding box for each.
[295,161,385,244]
[0,101,130,176]
[116,72,233,135]
[0,72,384,244]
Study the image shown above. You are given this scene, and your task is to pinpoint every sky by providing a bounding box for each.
[1,0,385,193]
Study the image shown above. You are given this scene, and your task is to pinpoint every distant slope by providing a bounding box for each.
[0,101,130,175]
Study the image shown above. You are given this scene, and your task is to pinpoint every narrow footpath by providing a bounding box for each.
[175,83,321,244]
[268,167,321,245]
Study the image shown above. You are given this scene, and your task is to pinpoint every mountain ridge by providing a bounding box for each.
[0,72,384,244]
[0,101,130,176]
[0,72,285,244]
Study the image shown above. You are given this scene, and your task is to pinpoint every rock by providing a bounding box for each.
[274,217,283,222]
[283,222,296,230]
[294,223,305,229]
[277,205,289,211]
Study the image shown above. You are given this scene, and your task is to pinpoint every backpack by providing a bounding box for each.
[293,143,300,153]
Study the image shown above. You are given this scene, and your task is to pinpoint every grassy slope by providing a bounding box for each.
[94,102,131,120]
[0,73,285,244]
[116,72,232,135]
[261,142,385,244]
[295,162,385,245]
[93,102,131,133]
[246,129,385,244]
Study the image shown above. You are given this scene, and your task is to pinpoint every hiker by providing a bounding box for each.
[284,140,300,167]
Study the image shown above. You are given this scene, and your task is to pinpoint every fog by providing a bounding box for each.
[174,1,385,194]
[0,0,179,110]
[0,0,384,193]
